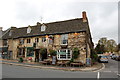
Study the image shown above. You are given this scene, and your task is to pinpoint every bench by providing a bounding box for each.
[70,62,84,67]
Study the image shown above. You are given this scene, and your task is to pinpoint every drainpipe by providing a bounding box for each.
[85,32,88,65]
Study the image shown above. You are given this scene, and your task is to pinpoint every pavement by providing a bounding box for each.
[0,58,104,72]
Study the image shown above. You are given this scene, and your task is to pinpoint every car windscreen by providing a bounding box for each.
[101,56,107,58]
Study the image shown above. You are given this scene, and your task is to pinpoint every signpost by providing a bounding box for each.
[52,56,56,65]
[86,58,91,66]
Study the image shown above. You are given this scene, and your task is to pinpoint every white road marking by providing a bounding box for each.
[97,72,100,79]
[94,63,105,72]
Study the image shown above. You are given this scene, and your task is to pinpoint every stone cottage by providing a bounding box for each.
[0,11,93,64]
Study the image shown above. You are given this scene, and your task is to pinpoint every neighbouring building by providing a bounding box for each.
[0,11,94,64]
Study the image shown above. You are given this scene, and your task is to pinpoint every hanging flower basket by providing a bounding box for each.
[27,57,32,62]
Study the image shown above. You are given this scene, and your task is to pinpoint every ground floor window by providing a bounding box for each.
[18,48,25,57]
[27,47,34,57]
[57,49,72,60]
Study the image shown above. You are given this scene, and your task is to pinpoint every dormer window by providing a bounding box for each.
[9,30,12,36]
[41,24,46,32]
[27,26,31,33]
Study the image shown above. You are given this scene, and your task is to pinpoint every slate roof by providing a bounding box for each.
[2,18,90,39]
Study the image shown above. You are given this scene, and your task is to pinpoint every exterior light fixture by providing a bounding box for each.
[74,32,78,35]
[46,35,49,39]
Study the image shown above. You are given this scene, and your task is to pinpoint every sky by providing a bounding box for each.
[0,0,119,45]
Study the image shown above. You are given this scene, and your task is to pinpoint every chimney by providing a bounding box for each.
[37,22,41,26]
[0,27,3,31]
[11,26,16,30]
[82,11,87,22]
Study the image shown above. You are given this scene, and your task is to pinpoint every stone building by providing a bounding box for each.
[0,11,93,64]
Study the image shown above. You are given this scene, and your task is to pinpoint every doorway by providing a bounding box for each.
[40,48,47,61]
[35,49,40,62]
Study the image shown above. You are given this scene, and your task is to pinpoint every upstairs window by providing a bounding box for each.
[3,40,8,46]
[42,37,46,42]
[19,39,24,45]
[41,24,46,32]
[27,39,31,43]
[27,26,31,33]
[49,35,54,44]
[61,34,68,45]
[35,38,39,43]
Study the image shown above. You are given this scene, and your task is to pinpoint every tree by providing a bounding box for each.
[98,37,108,52]
[107,39,117,52]
[96,37,117,53]
[90,48,98,62]
[95,43,105,54]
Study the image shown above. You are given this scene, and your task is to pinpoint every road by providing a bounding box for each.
[1,57,119,79]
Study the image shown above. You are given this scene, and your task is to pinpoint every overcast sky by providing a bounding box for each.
[0,0,119,45]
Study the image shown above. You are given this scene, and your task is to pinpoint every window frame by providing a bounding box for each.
[3,40,8,46]
[57,49,72,60]
[61,34,68,45]
[35,38,39,43]
[27,39,31,43]
[27,27,31,33]
[19,39,24,45]
[42,37,46,42]
[41,24,46,32]
[48,35,54,44]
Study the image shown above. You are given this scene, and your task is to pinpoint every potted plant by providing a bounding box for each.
[49,49,57,57]
[19,56,24,63]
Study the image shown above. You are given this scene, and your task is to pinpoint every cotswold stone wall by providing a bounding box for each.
[8,39,13,51]
[12,39,19,59]
[68,32,87,64]
[51,32,89,64]
[53,35,61,51]
[10,31,91,64]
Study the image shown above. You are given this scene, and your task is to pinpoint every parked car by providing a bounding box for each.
[115,56,120,61]
[98,55,108,63]
[111,55,117,60]
[110,54,114,57]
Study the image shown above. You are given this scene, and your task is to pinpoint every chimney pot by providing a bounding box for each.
[82,11,87,22]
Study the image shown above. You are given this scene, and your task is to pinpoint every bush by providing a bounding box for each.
[72,48,79,59]
[49,49,57,56]
[68,58,74,65]
[91,49,98,62]
[19,57,23,62]
[40,48,47,55]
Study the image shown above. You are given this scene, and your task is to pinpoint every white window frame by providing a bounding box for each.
[61,34,68,45]
[57,49,72,60]
[27,27,31,33]
[41,24,46,32]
